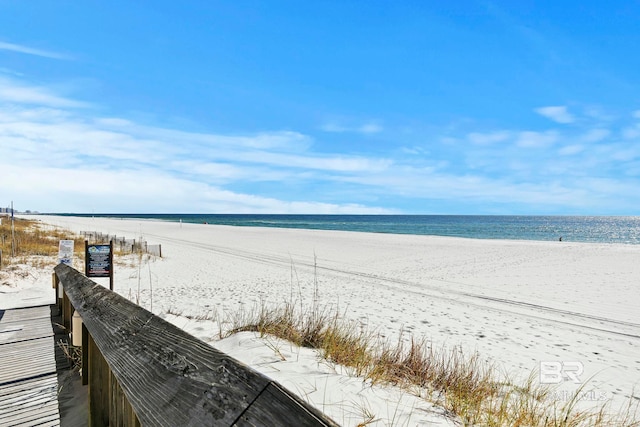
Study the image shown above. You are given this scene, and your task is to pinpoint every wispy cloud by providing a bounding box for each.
[321,121,383,134]
[0,41,70,60]
[581,128,610,143]
[0,77,88,108]
[558,144,584,156]
[516,130,557,148]
[2,75,639,214]
[0,78,396,213]
[467,131,511,145]
[535,106,575,124]
[622,125,640,140]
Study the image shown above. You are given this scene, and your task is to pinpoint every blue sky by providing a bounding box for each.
[1,1,639,214]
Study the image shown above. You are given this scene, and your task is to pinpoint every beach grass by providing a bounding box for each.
[0,216,85,268]
[219,299,640,427]
[0,216,154,270]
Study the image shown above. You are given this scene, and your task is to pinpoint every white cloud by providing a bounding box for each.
[581,128,610,143]
[558,144,584,156]
[95,117,135,127]
[516,130,558,148]
[0,41,70,60]
[535,106,575,124]
[358,123,383,134]
[622,125,640,140]
[0,90,398,214]
[321,121,383,134]
[238,131,311,149]
[0,78,88,108]
[3,163,394,214]
[0,67,24,77]
[467,131,511,145]
[3,75,640,214]
[320,123,346,132]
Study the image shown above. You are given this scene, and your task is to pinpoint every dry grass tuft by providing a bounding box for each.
[221,300,640,427]
[0,216,85,268]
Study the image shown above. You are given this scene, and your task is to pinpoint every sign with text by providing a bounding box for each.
[85,243,112,278]
[58,240,75,267]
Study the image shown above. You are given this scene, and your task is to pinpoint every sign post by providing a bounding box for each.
[85,240,114,290]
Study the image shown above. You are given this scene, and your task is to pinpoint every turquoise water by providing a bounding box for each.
[54,214,640,244]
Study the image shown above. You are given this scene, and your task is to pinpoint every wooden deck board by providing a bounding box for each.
[0,305,55,346]
[0,305,53,323]
[0,306,61,427]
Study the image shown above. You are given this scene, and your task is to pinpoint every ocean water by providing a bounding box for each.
[55,214,640,245]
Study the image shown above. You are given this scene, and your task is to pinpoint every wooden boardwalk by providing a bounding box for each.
[0,305,61,427]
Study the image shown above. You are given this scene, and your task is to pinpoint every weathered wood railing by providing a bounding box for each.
[53,263,338,426]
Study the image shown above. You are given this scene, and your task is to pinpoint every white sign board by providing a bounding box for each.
[58,240,75,266]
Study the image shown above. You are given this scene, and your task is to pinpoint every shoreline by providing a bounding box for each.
[18,214,640,413]
[30,213,640,245]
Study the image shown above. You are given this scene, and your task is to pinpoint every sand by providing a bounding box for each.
[4,214,640,425]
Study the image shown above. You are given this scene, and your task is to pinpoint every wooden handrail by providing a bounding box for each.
[54,263,338,426]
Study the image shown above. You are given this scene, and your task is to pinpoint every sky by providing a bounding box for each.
[1,1,640,215]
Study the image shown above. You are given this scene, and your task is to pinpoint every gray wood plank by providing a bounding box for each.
[235,382,339,427]
[0,306,61,427]
[0,337,57,384]
[0,307,54,345]
[0,306,52,323]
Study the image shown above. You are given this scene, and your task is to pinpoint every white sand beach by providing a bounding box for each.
[4,215,640,425]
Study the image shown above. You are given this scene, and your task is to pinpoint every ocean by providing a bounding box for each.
[54,214,640,245]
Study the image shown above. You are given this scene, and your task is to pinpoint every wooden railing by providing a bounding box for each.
[53,263,338,426]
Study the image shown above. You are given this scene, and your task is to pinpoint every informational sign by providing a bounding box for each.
[58,240,75,266]
[85,243,112,278]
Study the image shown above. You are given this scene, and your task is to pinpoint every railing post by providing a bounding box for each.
[72,310,83,346]
[89,334,110,426]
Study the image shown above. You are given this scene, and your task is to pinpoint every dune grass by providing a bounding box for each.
[0,216,149,269]
[0,216,85,268]
[218,299,639,427]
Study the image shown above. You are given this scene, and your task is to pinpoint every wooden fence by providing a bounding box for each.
[81,232,162,257]
[53,263,338,426]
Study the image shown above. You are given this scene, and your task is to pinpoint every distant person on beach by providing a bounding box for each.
[559,236,563,241]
